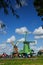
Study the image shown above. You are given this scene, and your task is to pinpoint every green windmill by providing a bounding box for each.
[19,31,35,54]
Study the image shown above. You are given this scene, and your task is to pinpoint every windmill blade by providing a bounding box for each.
[29,41,35,43]
[7,41,15,46]
[15,38,25,45]
[16,41,23,46]
[30,40,37,46]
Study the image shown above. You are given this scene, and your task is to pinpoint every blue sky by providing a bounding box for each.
[0,0,43,55]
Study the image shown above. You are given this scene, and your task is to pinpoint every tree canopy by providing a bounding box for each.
[0,0,25,18]
[0,0,43,20]
[34,0,43,21]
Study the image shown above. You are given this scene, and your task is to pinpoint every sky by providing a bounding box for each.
[0,0,43,55]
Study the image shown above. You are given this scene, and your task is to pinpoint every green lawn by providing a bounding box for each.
[0,56,43,65]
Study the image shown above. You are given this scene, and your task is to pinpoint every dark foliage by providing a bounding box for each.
[0,22,6,29]
[38,51,43,55]
[33,0,43,21]
[42,25,43,29]
[0,0,23,18]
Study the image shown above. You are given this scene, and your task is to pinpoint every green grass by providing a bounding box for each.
[0,56,43,65]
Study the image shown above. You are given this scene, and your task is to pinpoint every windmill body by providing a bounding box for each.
[23,41,31,54]
[10,42,19,57]
[19,32,35,55]
[19,41,35,54]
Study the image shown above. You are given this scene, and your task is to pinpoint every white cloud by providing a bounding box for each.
[33,26,43,39]
[7,36,16,43]
[37,46,43,51]
[35,36,43,39]
[0,30,7,34]
[0,35,16,54]
[33,26,43,35]
[0,43,13,55]
[30,40,37,53]
[0,43,6,54]
[30,45,36,50]
[5,46,13,55]
[30,46,43,54]
[3,30,6,34]
[0,35,15,54]
[0,44,6,49]
[15,27,31,34]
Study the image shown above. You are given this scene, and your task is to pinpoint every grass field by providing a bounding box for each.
[0,56,43,65]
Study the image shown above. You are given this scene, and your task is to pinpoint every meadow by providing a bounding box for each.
[0,56,43,65]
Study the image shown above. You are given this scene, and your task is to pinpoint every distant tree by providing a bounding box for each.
[38,51,42,56]
[33,0,43,21]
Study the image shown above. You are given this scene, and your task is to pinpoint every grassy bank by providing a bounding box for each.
[0,56,43,65]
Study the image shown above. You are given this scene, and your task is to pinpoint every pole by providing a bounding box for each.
[25,31,28,41]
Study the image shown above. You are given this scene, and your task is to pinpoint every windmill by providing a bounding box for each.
[9,41,19,57]
[18,31,35,55]
[6,35,19,57]
[12,31,35,58]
